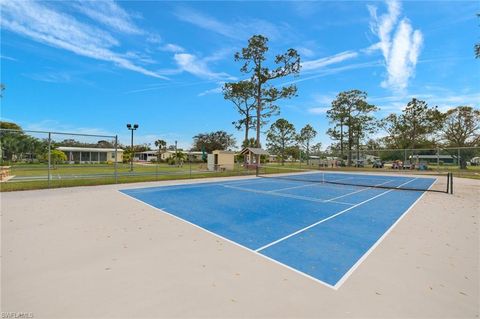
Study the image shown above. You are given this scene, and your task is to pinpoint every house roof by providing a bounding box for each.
[57,146,124,152]
[239,147,269,155]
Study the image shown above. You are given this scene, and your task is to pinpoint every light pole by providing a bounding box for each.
[127,123,139,172]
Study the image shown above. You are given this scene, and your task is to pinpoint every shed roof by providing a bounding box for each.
[212,150,236,154]
[239,147,269,155]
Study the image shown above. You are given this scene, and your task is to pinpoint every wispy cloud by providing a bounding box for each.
[283,60,382,86]
[0,54,18,61]
[23,71,72,83]
[296,46,315,58]
[1,0,166,79]
[24,120,115,137]
[301,51,359,72]
[71,0,143,35]
[308,107,330,115]
[174,7,283,41]
[198,83,224,97]
[371,91,480,112]
[368,0,423,92]
[173,53,235,80]
[159,43,185,53]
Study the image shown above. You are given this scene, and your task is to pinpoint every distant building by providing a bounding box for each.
[57,146,123,163]
[134,150,204,162]
[239,147,269,166]
[207,150,236,171]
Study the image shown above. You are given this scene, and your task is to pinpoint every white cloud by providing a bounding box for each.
[370,92,480,112]
[308,107,330,115]
[301,51,359,72]
[296,47,315,58]
[198,84,224,97]
[72,0,143,34]
[0,54,18,61]
[160,43,185,53]
[1,0,166,79]
[23,71,72,83]
[174,7,283,41]
[174,53,235,80]
[282,60,382,86]
[368,0,423,92]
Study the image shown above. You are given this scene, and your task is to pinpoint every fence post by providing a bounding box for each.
[114,135,118,184]
[47,132,51,188]
[189,154,192,178]
[457,148,461,169]
[436,147,440,173]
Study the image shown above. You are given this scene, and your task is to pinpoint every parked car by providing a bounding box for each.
[372,160,384,168]
[354,160,364,167]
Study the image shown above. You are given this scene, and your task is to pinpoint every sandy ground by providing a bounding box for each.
[1,175,479,319]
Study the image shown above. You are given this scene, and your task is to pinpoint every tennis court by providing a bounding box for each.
[120,170,447,288]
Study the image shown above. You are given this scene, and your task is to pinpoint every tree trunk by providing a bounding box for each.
[340,119,344,159]
[306,140,310,165]
[347,115,353,166]
[256,81,262,166]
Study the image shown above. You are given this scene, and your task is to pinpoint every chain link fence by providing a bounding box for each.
[276,146,480,179]
[0,129,255,191]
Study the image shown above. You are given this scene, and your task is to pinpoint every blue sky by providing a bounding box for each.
[1,0,479,149]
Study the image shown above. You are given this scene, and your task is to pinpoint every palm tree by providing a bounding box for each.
[172,151,187,167]
[154,139,167,162]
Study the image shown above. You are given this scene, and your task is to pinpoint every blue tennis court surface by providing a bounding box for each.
[120,172,436,288]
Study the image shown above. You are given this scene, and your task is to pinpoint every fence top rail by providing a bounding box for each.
[322,146,480,153]
[0,128,117,139]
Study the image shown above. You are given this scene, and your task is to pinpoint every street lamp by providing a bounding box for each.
[126,123,139,171]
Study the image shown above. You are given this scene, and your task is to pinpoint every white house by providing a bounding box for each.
[57,146,123,163]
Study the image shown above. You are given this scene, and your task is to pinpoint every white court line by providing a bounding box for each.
[221,184,355,206]
[117,190,337,290]
[333,176,437,289]
[254,177,419,253]
[118,175,433,289]
[323,179,395,203]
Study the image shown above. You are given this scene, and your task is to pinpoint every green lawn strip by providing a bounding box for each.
[9,163,204,177]
[0,169,256,192]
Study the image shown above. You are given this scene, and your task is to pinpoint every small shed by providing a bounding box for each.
[239,147,269,167]
[207,150,236,171]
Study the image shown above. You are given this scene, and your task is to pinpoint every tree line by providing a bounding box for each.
[221,35,479,168]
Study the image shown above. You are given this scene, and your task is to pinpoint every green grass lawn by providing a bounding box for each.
[0,163,256,191]
[8,163,205,177]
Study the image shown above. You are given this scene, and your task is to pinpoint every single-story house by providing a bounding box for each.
[134,150,204,162]
[57,146,123,163]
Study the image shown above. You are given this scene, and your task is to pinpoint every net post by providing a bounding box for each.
[450,172,454,194]
[446,173,449,194]
[114,135,118,184]
[47,132,51,188]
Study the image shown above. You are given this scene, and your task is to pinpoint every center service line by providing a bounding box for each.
[254,177,418,252]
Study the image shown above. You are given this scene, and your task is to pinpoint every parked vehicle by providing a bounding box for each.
[372,160,384,168]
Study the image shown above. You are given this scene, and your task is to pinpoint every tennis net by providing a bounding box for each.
[256,166,452,194]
